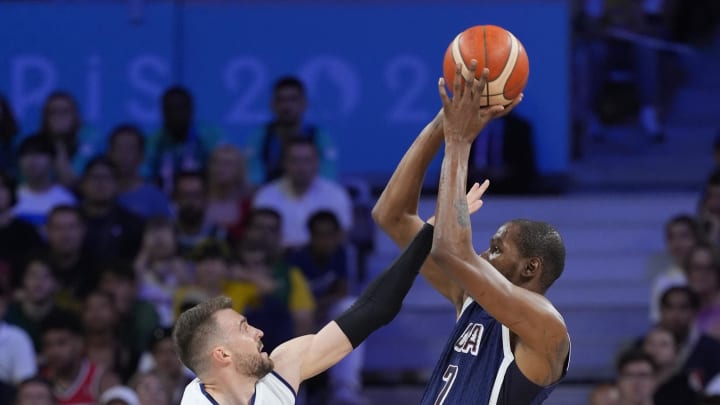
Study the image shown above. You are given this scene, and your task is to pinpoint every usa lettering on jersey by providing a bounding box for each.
[453,322,484,356]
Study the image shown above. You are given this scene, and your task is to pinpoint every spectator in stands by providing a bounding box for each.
[642,326,679,385]
[0,281,37,389]
[288,210,352,323]
[588,382,620,405]
[81,290,139,382]
[107,125,172,220]
[172,239,256,319]
[31,91,103,187]
[245,76,338,185]
[235,208,316,352]
[614,350,657,405]
[682,243,720,337]
[253,138,352,249]
[146,86,223,193]
[572,0,671,144]
[97,263,160,358]
[172,171,225,254]
[14,376,55,405]
[648,214,705,322]
[14,136,76,228]
[40,313,120,404]
[658,286,720,390]
[0,171,43,288]
[129,370,170,405]
[79,157,145,261]
[142,328,191,404]
[134,218,191,328]
[287,210,365,404]
[467,111,537,194]
[0,94,20,177]
[205,145,254,240]
[44,206,96,310]
[4,252,75,351]
[98,385,140,405]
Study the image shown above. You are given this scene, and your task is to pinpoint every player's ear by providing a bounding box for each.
[525,257,541,277]
[211,346,231,365]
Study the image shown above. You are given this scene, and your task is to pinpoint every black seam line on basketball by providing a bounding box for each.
[482,26,489,106]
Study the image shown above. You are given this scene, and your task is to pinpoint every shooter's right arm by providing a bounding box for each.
[371,111,466,312]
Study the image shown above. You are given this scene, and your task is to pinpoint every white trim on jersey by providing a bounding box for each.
[487,325,515,405]
[180,372,295,405]
[458,295,474,320]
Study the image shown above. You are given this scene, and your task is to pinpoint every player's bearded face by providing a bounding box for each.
[234,350,274,379]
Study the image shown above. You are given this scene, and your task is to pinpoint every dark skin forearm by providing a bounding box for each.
[372,111,466,309]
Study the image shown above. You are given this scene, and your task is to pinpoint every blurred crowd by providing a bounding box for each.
[0,76,373,405]
[586,139,720,405]
[571,0,720,158]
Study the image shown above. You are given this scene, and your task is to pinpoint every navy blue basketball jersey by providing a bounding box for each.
[420,297,569,405]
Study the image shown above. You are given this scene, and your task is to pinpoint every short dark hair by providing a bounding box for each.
[616,349,657,375]
[41,91,80,135]
[307,210,340,232]
[173,295,233,375]
[109,124,145,153]
[273,76,306,97]
[247,207,282,227]
[47,205,83,225]
[188,238,232,263]
[18,135,55,158]
[40,311,83,338]
[20,249,53,280]
[665,214,705,243]
[100,259,137,283]
[82,155,118,179]
[509,219,566,291]
[148,327,174,352]
[0,171,17,207]
[162,86,193,107]
[660,285,701,311]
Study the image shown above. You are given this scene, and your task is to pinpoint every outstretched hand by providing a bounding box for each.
[427,179,490,225]
[438,60,522,144]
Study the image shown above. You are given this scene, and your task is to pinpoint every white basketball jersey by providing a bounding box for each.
[180,371,296,404]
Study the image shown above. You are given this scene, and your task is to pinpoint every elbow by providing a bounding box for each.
[371,203,402,229]
[430,243,455,267]
[370,204,387,225]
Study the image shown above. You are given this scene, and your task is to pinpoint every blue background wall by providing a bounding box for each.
[0,1,569,177]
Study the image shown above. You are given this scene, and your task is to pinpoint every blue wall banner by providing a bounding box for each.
[0,1,569,177]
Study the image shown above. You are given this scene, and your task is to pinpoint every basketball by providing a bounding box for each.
[443,25,529,106]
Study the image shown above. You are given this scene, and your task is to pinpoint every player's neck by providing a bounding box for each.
[203,371,258,405]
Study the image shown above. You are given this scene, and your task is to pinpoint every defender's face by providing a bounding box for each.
[214,309,273,378]
[480,223,525,284]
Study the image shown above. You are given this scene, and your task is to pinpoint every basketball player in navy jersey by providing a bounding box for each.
[374,61,569,404]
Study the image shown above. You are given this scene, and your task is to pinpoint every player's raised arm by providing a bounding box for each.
[430,62,569,386]
[270,223,434,392]
[373,110,491,312]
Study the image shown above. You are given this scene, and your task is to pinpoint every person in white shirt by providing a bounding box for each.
[0,282,37,386]
[253,138,352,248]
[13,135,76,228]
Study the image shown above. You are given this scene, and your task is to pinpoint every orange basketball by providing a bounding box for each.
[443,25,529,106]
